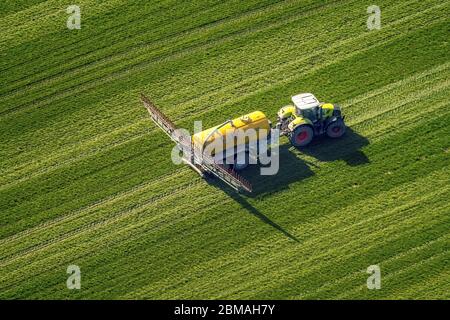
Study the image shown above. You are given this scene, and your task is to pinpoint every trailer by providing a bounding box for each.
[141,94,253,193]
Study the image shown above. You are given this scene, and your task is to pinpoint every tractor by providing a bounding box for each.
[276,93,346,147]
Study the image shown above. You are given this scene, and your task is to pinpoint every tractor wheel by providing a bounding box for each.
[290,125,314,147]
[233,151,249,171]
[326,120,346,138]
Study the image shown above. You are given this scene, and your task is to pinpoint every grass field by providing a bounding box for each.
[0,0,449,299]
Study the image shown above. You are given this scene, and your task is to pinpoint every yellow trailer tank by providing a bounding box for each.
[192,111,271,156]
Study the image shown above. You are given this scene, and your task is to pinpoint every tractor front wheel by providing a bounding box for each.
[290,125,314,147]
[326,120,346,138]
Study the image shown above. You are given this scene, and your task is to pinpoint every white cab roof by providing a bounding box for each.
[292,93,319,110]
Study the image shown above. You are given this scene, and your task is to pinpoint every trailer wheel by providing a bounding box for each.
[326,120,346,138]
[233,151,250,171]
[290,125,314,147]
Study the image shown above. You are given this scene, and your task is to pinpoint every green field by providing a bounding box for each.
[0,0,449,299]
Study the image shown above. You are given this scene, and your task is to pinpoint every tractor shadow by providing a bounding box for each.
[204,127,369,242]
[238,128,369,196]
[297,127,370,166]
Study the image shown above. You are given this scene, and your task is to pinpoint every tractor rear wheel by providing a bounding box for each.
[326,120,346,138]
[290,125,314,147]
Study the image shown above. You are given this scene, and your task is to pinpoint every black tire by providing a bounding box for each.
[326,120,346,138]
[289,125,314,147]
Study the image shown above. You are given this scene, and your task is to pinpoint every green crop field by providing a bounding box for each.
[0,0,449,300]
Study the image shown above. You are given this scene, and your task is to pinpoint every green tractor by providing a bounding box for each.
[276,93,346,147]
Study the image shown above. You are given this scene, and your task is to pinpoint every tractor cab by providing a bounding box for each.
[292,93,321,123]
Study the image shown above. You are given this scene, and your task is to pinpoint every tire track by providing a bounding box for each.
[126,182,449,298]
[1,5,445,190]
[0,167,191,248]
[298,233,450,299]
[0,182,219,292]
[1,65,446,252]
[336,249,450,299]
[0,0,333,105]
[1,57,447,249]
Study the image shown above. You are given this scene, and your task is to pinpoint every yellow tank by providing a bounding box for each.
[192,111,270,155]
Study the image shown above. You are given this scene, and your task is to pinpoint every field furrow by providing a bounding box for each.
[0,0,448,299]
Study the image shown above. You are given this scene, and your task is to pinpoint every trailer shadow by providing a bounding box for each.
[205,178,298,242]
[225,189,299,242]
[297,127,370,166]
[241,144,315,196]
[206,146,311,242]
